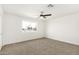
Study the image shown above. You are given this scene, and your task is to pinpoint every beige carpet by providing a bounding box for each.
[0,38,79,55]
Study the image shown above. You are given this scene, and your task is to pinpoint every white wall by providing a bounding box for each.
[0,5,3,49]
[2,13,45,45]
[46,13,79,45]
[3,8,79,46]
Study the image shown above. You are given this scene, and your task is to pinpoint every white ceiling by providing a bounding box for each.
[2,4,79,19]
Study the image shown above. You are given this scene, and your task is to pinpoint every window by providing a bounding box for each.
[22,20,37,31]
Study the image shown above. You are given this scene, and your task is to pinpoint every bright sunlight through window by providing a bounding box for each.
[22,20,37,31]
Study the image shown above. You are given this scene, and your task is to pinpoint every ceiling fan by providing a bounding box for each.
[39,4,53,19]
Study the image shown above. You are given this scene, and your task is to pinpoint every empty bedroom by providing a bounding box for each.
[0,4,79,55]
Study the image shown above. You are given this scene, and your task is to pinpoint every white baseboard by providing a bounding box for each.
[46,35,79,46]
[3,36,44,46]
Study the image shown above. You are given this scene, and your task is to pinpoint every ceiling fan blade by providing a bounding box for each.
[40,14,52,17]
[44,14,52,16]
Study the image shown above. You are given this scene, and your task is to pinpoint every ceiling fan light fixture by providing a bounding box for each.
[40,16,44,19]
